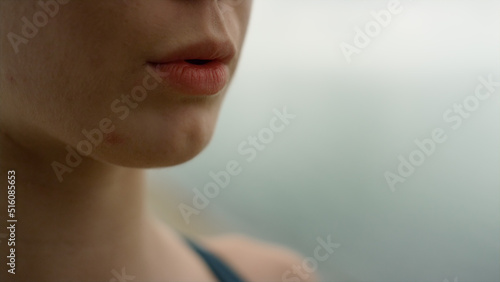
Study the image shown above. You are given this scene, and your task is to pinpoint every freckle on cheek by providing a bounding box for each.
[104,132,124,145]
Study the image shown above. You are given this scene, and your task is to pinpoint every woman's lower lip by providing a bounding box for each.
[149,61,229,96]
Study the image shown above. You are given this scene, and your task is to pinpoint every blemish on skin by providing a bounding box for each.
[104,132,124,145]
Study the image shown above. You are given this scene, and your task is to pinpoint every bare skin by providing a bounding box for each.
[0,0,317,281]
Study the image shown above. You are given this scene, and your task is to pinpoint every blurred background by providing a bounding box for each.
[147,1,500,281]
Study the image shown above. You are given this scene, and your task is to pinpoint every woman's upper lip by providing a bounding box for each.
[149,40,236,65]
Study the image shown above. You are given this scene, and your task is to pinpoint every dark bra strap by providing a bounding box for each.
[185,238,245,282]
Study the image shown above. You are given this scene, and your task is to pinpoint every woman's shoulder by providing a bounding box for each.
[202,234,318,282]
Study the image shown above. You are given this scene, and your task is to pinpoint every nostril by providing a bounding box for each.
[185,59,211,65]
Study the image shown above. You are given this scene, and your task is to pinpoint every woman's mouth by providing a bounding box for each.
[147,41,236,96]
[149,60,229,96]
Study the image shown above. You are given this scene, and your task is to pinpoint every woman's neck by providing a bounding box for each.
[0,129,170,281]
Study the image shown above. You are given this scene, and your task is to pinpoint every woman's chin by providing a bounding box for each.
[91,133,212,169]
[57,103,220,169]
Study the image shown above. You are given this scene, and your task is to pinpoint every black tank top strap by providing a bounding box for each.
[185,237,246,282]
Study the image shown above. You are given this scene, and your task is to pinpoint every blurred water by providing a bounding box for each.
[149,1,500,281]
